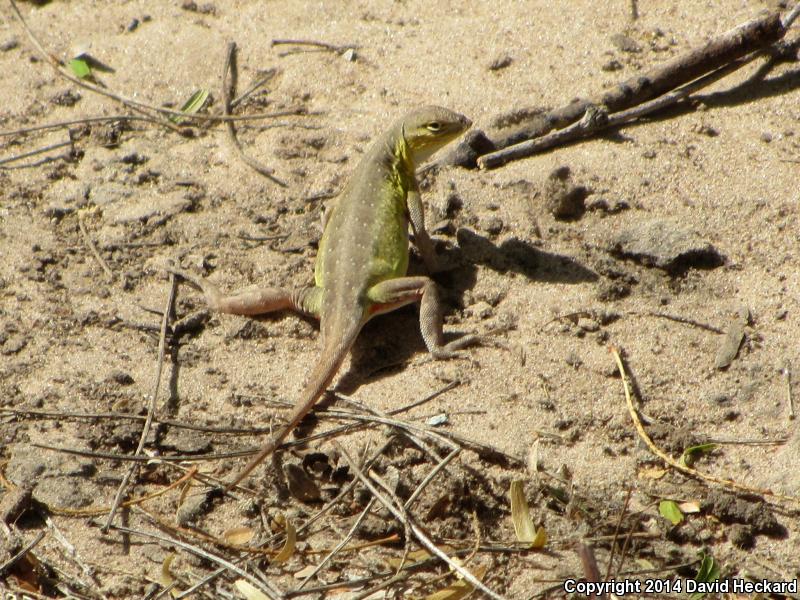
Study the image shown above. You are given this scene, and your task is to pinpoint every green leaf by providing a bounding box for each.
[691,552,721,599]
[658,499,684,525]
[170,89,210,123]
[680,443,717,468]
[69,57,92,79]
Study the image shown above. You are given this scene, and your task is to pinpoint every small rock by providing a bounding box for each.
[601,59,623,72]
[1,334,27,355]
[480,215,504,235]
[181,1,216,15]
[119,151,148,165]
[488,54,513,71]
[577,317,600,332]
[126,18,140,32]
[760,131,773,143]
[543,166,588,220]
[176,490,215,525]
[565,352,582,368]
[284,463,321,503]
[160,429,211,454]
[642,149,657,159]
[341,48,357,62]
[466,301,493,320]
[610,33,641,53]
[714,307,749,369]
[50,89,82,107]
[608,219,725,272]
[0,37,19,52]
[693,123,719,137]
[107,370,135,385]
[706,393,731,405]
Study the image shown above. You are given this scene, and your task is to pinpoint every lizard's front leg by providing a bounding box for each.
[367,276,476,359]
[166,266,322,318]
[407,187,439,273]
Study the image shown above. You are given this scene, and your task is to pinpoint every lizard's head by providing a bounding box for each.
[400,105,472,164]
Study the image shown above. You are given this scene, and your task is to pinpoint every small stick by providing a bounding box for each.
[610,346,800,504]
[231,68,278,108]
[0,109,309,140]
[104,520,281,599]
[102,274,177,532]
[604,487,632,580]
[448,8,791,168]
[0,139,72,167]
[336,442,508,600]
[295,498,375,590]
[77,213,114,283]
[0,530,47,576]
[222,42,286,186]
[479,50,760,169]
[0,115,164,138]
[0,406,272,434]
[9,0,182,133]
[404,447,460,509]
[271,38,357,54]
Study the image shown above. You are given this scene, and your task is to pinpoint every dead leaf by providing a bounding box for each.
[509,480,537,544]
[272,513,296,564]
[234,580,271,600]
[223,526,255,546]
[159,553,182,597]
[424,565,488,600]
[638,466,667,480]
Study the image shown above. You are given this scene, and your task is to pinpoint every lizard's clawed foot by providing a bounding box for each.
[430,333,480,360]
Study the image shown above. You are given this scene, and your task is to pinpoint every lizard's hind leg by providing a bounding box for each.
[367,276,476,359]
[166,266,322,318]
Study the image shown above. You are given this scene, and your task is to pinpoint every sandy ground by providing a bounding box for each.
[1,0,799,598]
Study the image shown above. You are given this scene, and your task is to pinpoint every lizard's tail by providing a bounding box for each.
[225,320,363,491]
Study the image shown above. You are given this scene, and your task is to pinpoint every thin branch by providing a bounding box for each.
[0,530,47,576]
[102,274,177,532]
[479,50,762,169]
[447,8,792,168]
[9,0,183,133]
[610,346,800,504]
[0,108,311,140]
[222,42,286,186]
[78,213,114,283]
[336,442,508,600]
[271,38,357,54]
[105,519,282,600]
[295,498,375,591]
[0,139,71,167]
[231,68,278,109]
[782,2,800,28]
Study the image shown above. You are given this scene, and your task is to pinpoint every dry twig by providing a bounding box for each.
[336,442,507,600]
[611,346,800,505]
[102,274,177,532]
[78,213,114,283]
[222,42,286,186]
[445,7,799,169]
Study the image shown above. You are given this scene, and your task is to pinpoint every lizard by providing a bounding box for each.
[168,105,475,491]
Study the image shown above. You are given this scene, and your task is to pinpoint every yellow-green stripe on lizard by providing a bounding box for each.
[169,106,475,490]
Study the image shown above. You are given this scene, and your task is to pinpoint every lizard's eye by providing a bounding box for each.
[426,121,442,132]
